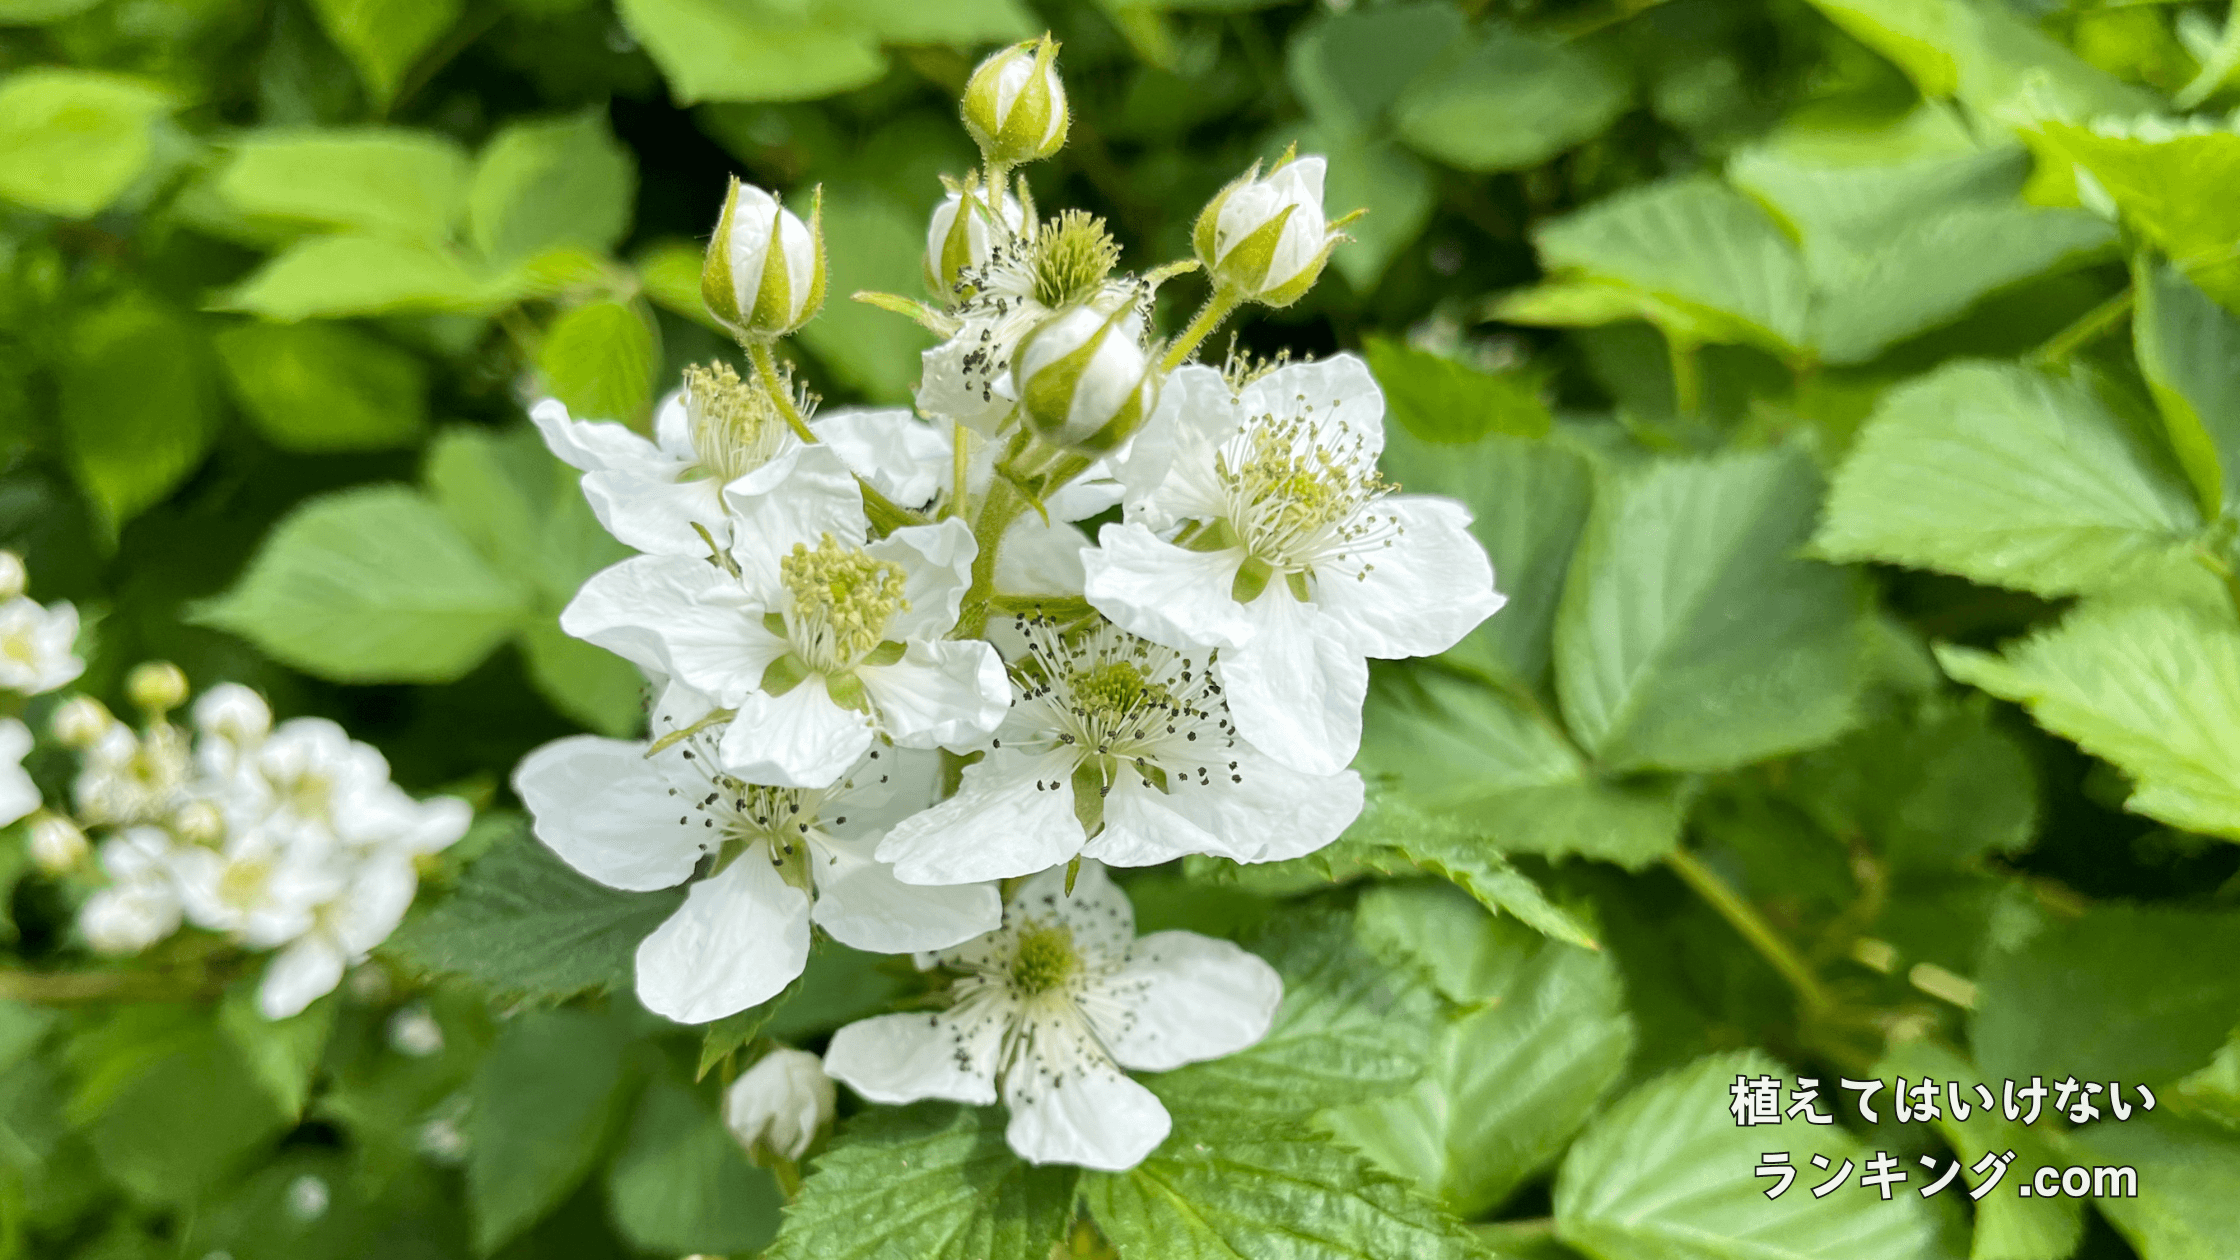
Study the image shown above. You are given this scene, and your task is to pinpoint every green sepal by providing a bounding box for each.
[1253,233,1344,310]
[701,177,745,334]
[1176,517,1242,553]
[1212,202,1297,296]
[1070,755,1110,836]
[1285,569,1313,602]
[760,653,812,697]
[861,640,907,667]
[1231,554,1275,603]
[824,669,869,712]
[762,611,789,638]
[1193,162,1255,272]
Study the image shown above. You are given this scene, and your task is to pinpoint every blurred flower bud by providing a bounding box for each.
[126,661,189,715]
[962,36,1068,168]
[28,813,87,875]
[52,695,113,748]
[1014,297,1159,456]
[193,682,273,747]
[0,551,23,600]
[703,178,824,342]
[1194,152,1342,306]
[925,184,1026,294]
[173,798,225,845]
[724,1047,835,1163]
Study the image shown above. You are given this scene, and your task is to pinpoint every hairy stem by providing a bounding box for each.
[957,477,1029,637]
[1666,846,1831,1012]
[1160,285,1243,372]
[950,422,970,520]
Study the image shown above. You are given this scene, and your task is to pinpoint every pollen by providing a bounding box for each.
[684,361,793,484]
[1030,210,1121,309]
[1213,410,1394,577]
[780,535,910,666]
[1010,922,1078,996]
[1067,661,1172,728]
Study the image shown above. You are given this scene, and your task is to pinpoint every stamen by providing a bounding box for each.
[779,535,910,668]
[683,362,795,483]
[1211,401,1398,581]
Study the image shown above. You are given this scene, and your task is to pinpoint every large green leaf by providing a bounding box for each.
[2035,120,2240,311]
[0,68,173,217]
[2062,1115,2240,1260]
[2135,259,2240,518]
[469,109,636,264]
[65,1006,294,1207]
[1287,2,1464,134]
[1878,1041,2079,1260]
[383,824,682,1004]
[537,300,659,429]
[1801,0,2151,127]
[605,1079,784,1256]
[58,294,223,537]
[467,1008,634,1253]
[213,320,429,453]
[1326,883,1632,1217]
[615,0,887,105]
[825,0,1033,44]
[1555,447,1868,773]
[1392,23,1629,173]
[308,0,463,107]
[1786,701,2037,870]
[197,485,530,683]
[1555,1050,1946,1260]
[1358,666,1685,867]
[208,128,470,244]
[1937,601,2240,841]
[220,235,531,320]
[1816,362,2205,599]
[764,1103,1075,1260]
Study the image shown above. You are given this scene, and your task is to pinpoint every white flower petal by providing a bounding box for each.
[824,1009,1001,1105]
[1236,352,1384,464]
[869,518,976,641]
[859,639,1008,752]
[1218,597,1367,776]
[580,469,727,556]
[877,749,1084,885]
[514,737,708,891]
[1119,363,1231,524]
[1312,495,1505,659]
[1097,747,1362,867]
[815,409,949,509]
[995,514,1090,596]
[1002,1044,1171,1171]
[810,833,1001,953]
[1083,523,1255,651]
[723,444,868,590]
[561,555,774,687]
[635,856,812,1024]
[260,934,348,1019]
[0,718,37,827]
[718,683,876,789]
[1093,931,1282,1072]
[530,398,671,474]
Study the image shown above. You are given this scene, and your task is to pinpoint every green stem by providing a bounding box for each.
[1665,332,1700,418]
[0,968,215,1004]
[949,422,970,520]
[2031,286,2135,366]
[748,339,924,533]
[957,477,1029,638]
[1160,286,1243,373]
[770,1156,804,1201]
[1666,847,1832,1012]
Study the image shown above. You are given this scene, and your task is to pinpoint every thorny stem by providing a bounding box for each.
[1161,285,1244,373]
[747,339,925,533]
[2031,285,2135,366]
[1665,846,1833,1013]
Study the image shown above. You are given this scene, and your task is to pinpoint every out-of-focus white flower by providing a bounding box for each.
[0,718,38,830]
[73,720,191,829]
[1084,354,1505,774]
[173,824,345,947]
[1195,153,1343,306]
[926,184,1026,295]
[80,827,184,954]
[52,695,112,749]
[1014,298,1160,457]
[258,851,420,1019]
[724,1047,836,1162]
[388,1004,445,1057]
[961,37,1068,167]
[878,619,1361,885]
[28,813,88,875]
[514,707,997,1024]
[824,862,1280,1171]
[0,551,23,600]
[125,661,189,715]
[704,178,823,341]
[0,595,83,696]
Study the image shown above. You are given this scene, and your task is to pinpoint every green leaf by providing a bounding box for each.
[634,239,720,330]
[220,235,532,320]
[1800,0,2151,126]
[1814,362,2205,598]
[765,1103,1075,1260]
[469,109,636,264]
[694,979,801,1081]
[1878,1041,2080,1260]
[538,300,658,427]
[520,624,648,737]
[467,1007,634,1253]
[2035,120,2240,311]
[1392,24,1629,173]
[1532,176,1811,354]
[1936,601,2240,842]
[2063,1115,2240,1260]
[217,983,337,1120]
[1787,701,2038,870]
[308,0,464,107]
[1972,903,2240,1087]
[605,1078,784,1256]
[66,1006,294,1207]
[1287,2,1464,134]
[208,128,470,244]
[197,486,530,683]
[2135,259,2240,519]
[1326,883,1632,1217]
[0,68,173,217]
[823,0,1034,44]
[615,0,887,105]
[1363,335,1552,443]
[795,190,931,402]
[59,294,222,538]
[1319,787,1600,949]
[214,320,430,453]
[383,824,683,1004]
[1555,447,1868,773]
[1555,1050,1946,1260]
[1358,666,1686,868]
[1083,1111,1485,1260]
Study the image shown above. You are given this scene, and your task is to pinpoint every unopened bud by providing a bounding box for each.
[725,1047,835,1163]
[1014,297,1159,456]
[0,551,23,600]
[926,184,1025,294]
[961,36,1067,168]
[126,661,189,715]
[192,682,272,746]
[1194,152,1342,307]
[173,798,225,845]
[29,813,88,874]
[52,695,113,748]
[703,178,824,343]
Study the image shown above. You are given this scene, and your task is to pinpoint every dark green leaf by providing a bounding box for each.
[2135,259,2240,519]
[604,1079,784,1255]
[1393,24,1629,174]
[467,1008,634,1253]
[308,0,464,107]
[60,294,222,537]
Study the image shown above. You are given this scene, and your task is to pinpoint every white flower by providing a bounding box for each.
[173,823,346,948]
[28,813,88,874]
[0,551,22,600]
[704,178,823,340]
[725,1047,836,1162]
[1014,299,1160,456]
[513,713,999,1025]
[926,185,1026,294]
[823,862,1280,1171]
[79,827,184,954]
[257,852,419,1019]
[961,37,1068,166]
[73,720,190,828]
[560,466,1007,788]
[877,619,1361,885]
[0,595,83,695]
[0,718,37,829]
[1084,355,1505,774]
[1197,154,1341,305]
[252,717,466,854]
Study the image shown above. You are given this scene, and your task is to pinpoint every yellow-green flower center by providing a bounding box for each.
[780,535,909,666]
[1213,414,1391,577]
[1031,210,1120,309]
[1067,661,1172,730]
[1010,922,1077,996]
[685,361,790,484]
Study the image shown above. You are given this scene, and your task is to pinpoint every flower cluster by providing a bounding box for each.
[516,36,1503,1171]
[0,550,84,836]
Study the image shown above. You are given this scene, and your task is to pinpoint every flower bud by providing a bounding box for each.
[126,661,189,715]
[1194,152,1341,306]
[52,695,113,748]
[961,36,1068,168]
[0,551,23,600]
[1014,298,1159,456]
[925,184,1025,294]
[193,682,272,747]
[703,178,824,343]
[724,1047,835,1163]
[28,813,87,875]
[173,798,225,845]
